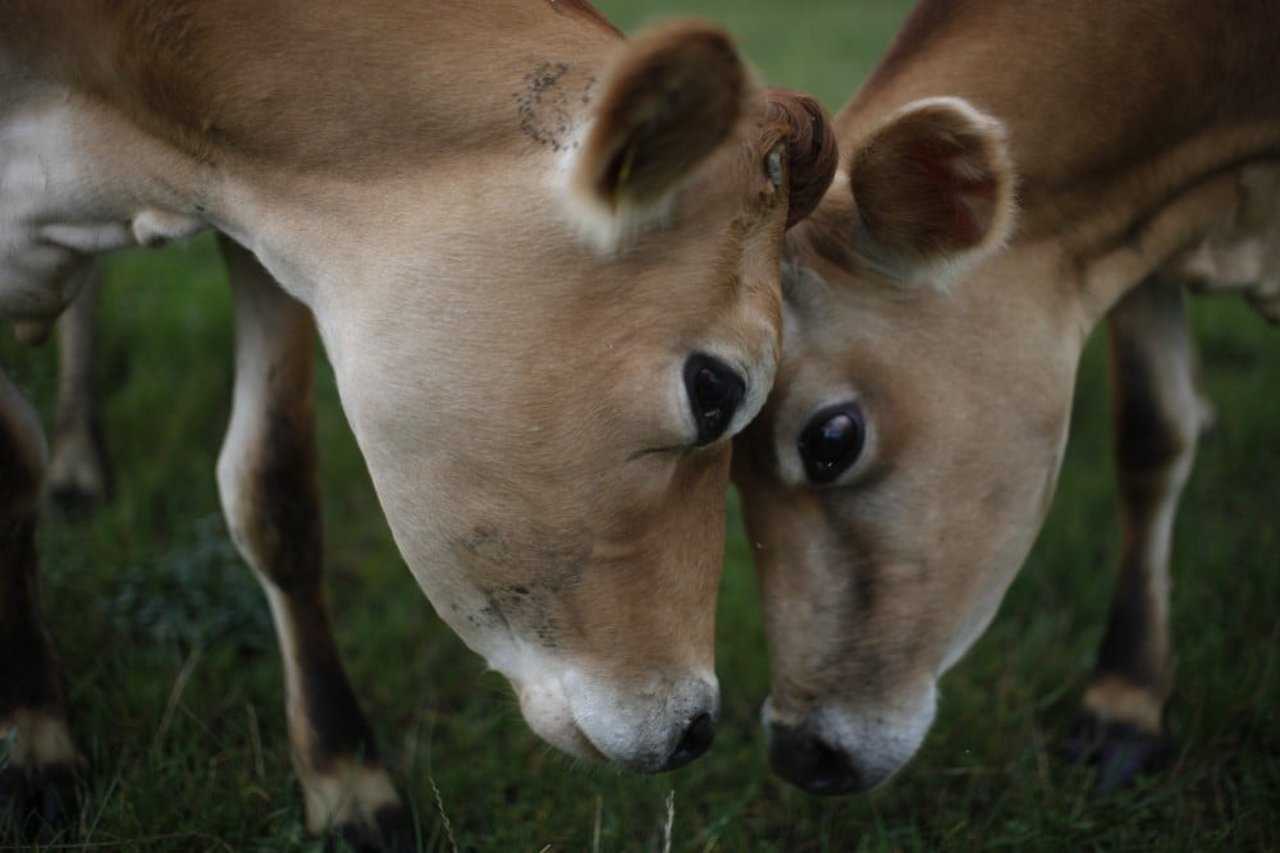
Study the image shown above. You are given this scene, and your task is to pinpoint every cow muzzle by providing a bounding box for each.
[515,670,719,773]
[762,683,937,795]
[767,722,868,795]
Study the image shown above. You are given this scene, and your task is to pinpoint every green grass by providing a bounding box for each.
[4,1,1280,849]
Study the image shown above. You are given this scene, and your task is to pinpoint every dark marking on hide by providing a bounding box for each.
[457,525,502,555]
[477,600,513,633]
[1110,334,1181,474]
[249,406,323,593]
[236,407,378,769]
[821,495,883,620]
[516,61,571,151]
[851,562,879,619]
[451,523,591,651]
[488,585,562,649]
[514,62,595,152]
[1093,554,1161,688]
[290,598,379,769]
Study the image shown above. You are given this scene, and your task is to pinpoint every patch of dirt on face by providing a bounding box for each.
[513,61,596,153]
[451,523,592,650]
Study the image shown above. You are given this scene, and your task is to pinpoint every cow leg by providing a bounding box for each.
[0,366,85,843]
[1063,276,1207,792]
[47,262,113,514]
[215,237,411,850]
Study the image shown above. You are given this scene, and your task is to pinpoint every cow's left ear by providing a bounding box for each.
[569,21,750,251]
[848,97,1015,287]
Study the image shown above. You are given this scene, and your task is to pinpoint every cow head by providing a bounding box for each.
[236,23,835,772]
[734,97,1086,791]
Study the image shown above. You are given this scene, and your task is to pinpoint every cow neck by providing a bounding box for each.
[5,0,622,177]
[815,0,1280,308]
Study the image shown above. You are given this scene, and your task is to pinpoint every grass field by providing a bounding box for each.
[3,1,1279,850]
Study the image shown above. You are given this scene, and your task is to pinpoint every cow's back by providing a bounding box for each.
[837,0,1280,238]
[1,0,617,172]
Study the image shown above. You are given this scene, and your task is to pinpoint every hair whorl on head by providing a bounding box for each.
[763,88,840,228]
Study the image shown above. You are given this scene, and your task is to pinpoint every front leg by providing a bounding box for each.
[215,236,411,849]
[1064,276,1209,792]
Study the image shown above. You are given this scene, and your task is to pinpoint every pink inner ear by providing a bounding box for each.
[907,139,998,248]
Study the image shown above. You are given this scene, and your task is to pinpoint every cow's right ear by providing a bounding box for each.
[848,97,1015,287]
[569,21,750,252]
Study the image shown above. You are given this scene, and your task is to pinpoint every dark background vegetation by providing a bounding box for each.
[3,0,1277,849]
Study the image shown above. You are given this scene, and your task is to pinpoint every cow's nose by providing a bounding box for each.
[660,712,717,771]
[767,723,863,795]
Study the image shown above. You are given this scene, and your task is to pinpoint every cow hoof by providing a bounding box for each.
[46,463,113,517]
[329,803,417,852]
[47,481,104,517]
[1059,712,1166,794]
[0,761,81,844]
[47,429,113,516]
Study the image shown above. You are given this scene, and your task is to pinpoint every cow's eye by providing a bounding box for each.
[684,354,745,446]
[799,404,865,483]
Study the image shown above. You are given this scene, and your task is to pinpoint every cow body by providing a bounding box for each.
[733,0,1280,794]
[1,1,836,842]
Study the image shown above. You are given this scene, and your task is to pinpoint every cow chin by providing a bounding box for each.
[762,682,937,796]
[514,678,608,763]
[513,667,720,774]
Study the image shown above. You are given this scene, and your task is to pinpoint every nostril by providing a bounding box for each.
[802,738,860,795]
[768,724,861,795]
[661,712,717,772]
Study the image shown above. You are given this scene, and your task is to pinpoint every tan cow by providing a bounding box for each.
[0,0,836,843]
[733,0,1280,795]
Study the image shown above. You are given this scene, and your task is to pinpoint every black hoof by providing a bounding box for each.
[1060,712,1166,794]
[0,762,81,844]
[329,804,417,853]
[47,483,103,517]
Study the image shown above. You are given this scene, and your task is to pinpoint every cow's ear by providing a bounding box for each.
[848,97,1015,286]
[569,21,749,251]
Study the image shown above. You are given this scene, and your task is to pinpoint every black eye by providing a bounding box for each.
[798,404,866,484]
[684,354,746,446]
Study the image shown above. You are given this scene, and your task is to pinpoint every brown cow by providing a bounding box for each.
[733,0,1279,795]
[0,1,836,843]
